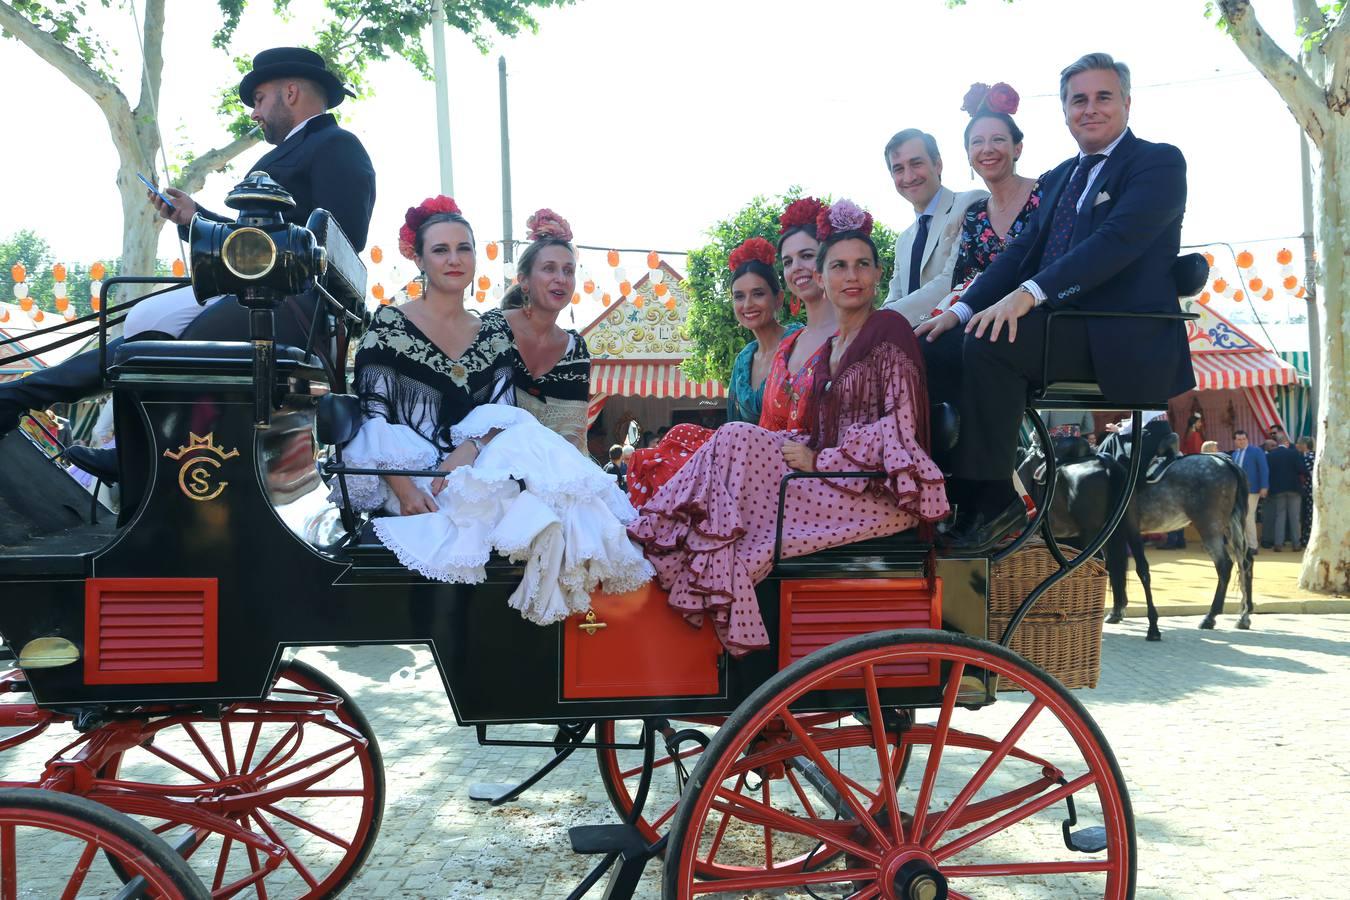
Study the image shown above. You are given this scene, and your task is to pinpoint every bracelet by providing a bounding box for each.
[469,436,484,455]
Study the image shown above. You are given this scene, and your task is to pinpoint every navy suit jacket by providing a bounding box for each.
[1228,446,1269,494]
[1266,444,1304,494]
[959,129,1196,405]
[183,114,376,251]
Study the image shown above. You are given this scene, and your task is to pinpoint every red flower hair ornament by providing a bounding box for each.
[961,81,1020,117]
[779,196,826,234]
[814,199,873,242]
[526,208,573,243]
[398,195,463,260]
[728,237,777,273]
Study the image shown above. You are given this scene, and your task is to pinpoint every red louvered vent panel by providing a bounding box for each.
[779,578,942,689]
[84,578,218,685]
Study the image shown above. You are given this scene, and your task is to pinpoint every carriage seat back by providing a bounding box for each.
[930,402,958,464]
[110,340,319,375]
[316,393,363,447]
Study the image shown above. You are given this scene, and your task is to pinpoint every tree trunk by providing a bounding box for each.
[1300,119,1350,592]
[112,120,169,289]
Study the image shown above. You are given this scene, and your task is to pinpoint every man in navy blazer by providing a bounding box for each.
[918,52,1195,550]
[1229,429,1271,551]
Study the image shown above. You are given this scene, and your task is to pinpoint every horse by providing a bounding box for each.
[1017,437,1254,640]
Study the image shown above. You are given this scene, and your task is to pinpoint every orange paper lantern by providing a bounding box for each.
[1232,290,1245,302]
[619,280,632,296]
[1296,286,1307,298]
[372,284,386,300]
[634,295,645,308]
[654,283,668,297]
[32,309,43,322]
[406,281,423,299]
[1284,276,1299,290]
[1235,251,1254,269]
[486,243,499,261]
[1248,278,1263,292]
[664,298,676,311]
[10,263,25,282]
[19,297,33,312]
[171,259,186,277]
[571,293,581,305]
[1198,291,1211,305]
[52,263,67,282]
[476,290,487,303]
[583,279,595,294]
[602,292,612,306]
[646,251,660,269]
[55,296,68,312]
[1262,288,1275,301]
[1276,248,1293,265]
[90,262,106,281]
[1213,279,1228,293]
[477,275,491,291]
[0,308,7,322]
[90,296,101,312]
[380,296,392,306]
[607,250,620,267]
[1203,252,1215,267]
[371,246,384,263]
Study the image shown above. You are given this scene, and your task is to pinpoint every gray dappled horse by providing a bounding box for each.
[1017,437,1253,640]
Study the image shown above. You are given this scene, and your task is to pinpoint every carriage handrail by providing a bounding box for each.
[96,276,191,388]
[772,470,888,567]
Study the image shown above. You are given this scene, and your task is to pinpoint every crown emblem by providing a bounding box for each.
[163,433,240,462]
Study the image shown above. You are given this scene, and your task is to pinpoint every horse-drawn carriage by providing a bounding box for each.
[0,177,1190,899]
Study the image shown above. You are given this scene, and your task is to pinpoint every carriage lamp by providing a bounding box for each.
[17,637,80,669]
[188,171,328,427]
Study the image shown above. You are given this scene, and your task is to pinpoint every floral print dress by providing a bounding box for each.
[949,182,1044,292]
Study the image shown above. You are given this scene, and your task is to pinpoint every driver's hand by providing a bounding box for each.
[149,187,197,226]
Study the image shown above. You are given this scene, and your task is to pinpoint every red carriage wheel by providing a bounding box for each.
[88,659,383,898]
[662,630,1134,899]
[0,787,209,898]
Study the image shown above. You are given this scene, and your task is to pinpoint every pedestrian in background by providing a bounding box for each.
[1265,435,1304,552]
[1297,435,1315,548]
[1228,430,1268,554]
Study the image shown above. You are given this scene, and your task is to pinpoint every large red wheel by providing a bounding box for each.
[662,630,1134,899]
[88,658,384,898]
[0,787,209,898]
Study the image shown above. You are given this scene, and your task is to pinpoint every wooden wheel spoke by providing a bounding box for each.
[690,865,877,894]
[778,709,891,851]
[212,833,235,892]
[922,698,1047,847]
[619,745,701,781]
[248,723,303,777]
[703,772,745,864]
[783,768,821,820]
[242,835,272,900]
[58,842,98,900]
[710,790,880,864]
[261,803,352,850]
[250,810,319,889]
[255,741,357,787]
[847,885,882,900]
[182,721,230,780]
[862,665,906,846]
[935,771,1097,862]
[944,859,1116,878]
[761,781,774,868]
[911,660,965,839]
[0,824,13,900]
[221,720,239,774]
[143,741,218,785]
[240,720,264,775]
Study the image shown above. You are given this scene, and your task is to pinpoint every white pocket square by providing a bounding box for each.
[1094,191,1111,206]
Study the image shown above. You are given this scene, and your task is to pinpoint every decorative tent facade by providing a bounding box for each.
[581,262,726,448]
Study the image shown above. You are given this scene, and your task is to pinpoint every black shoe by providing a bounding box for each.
[64,445,119,483]
[940,498,1026,554]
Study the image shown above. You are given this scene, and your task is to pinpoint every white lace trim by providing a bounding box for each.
[450,403,536,444]
[370,518,492,583]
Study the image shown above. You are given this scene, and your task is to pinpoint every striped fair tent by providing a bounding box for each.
[1275,350,1314,439]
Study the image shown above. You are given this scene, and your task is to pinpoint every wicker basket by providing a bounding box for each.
[989,542,1107,690]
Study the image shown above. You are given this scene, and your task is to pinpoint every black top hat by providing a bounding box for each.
[238,47,356,109]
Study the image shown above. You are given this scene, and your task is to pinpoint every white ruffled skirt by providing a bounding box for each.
[332,404,653,625]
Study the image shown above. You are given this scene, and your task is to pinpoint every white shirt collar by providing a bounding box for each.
[283,114,322,143]
[919,187,945,220]
[1080,128,1128,161]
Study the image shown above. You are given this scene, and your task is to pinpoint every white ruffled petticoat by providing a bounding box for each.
[332,404,653,625]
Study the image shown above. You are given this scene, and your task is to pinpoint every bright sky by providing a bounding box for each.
[0,0,1316,344]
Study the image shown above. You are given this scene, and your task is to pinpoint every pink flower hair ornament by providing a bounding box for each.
[814,199,874,242]
[961,81,1020,117]
[525,208,574,243]
[398,195,463,260]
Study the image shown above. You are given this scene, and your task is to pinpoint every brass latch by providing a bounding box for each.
[579,610,607,635]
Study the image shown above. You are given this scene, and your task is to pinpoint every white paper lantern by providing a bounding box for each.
[503,261,517,280]
[614,266,628,282]
[12,283,27,300]
[53,282,67,299]
[649,267,664,285]
[88,280,103,297]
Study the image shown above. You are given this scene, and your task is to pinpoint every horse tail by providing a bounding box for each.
[1219,455,1250,565]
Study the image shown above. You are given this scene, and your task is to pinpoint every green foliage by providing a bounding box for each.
[3,0,117,77]
[680,189,897,386]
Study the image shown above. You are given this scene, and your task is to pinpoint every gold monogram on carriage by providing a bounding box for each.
[163,432,240,502]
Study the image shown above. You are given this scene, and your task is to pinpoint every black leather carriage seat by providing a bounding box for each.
[316,393,363,446]
[110,340,322,376]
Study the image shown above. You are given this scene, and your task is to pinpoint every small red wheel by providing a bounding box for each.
[0,787,209,898]
[88,659,383,898]
[662,630,1134,898]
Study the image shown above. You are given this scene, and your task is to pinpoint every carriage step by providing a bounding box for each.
[569,824,647,857]
[1067,825,1108,853]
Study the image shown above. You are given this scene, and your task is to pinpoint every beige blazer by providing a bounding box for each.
[882,185,988,325]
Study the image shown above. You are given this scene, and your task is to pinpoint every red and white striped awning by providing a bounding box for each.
[590,361,726,399]
[1191,350,1298,391]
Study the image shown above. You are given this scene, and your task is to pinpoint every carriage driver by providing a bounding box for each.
[0,47,376,481]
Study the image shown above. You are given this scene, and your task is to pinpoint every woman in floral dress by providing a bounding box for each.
[628,201,948,654]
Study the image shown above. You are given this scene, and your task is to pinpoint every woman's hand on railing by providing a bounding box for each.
[430,442,478,495]
[388,474,437,515]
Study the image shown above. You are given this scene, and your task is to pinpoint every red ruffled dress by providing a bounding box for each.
[627,310,949,654]
[626,423,715,508]
[758,328,830,434]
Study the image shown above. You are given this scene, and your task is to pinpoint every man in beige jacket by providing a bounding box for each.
[881,128,987,324]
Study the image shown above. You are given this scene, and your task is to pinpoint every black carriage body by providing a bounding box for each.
[0,343,988,723]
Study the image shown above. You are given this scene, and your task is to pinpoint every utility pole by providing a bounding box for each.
[430,0,454,195]
[1300,131,1319,424]
[499,55,514,263]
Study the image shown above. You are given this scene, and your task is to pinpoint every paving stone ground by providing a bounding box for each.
[3,613,1348,897]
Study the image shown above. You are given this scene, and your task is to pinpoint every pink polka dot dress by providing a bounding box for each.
[628,310,949,655]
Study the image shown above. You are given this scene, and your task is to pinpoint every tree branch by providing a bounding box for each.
[134,0,167,119]
[0,1,131,122]
[1292,0,1327,34]
[176,133,262,194]
[1218,0,1329,143]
